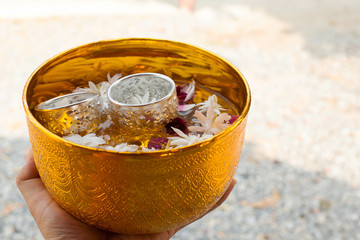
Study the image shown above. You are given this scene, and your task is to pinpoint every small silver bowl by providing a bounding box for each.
[34,92,100,136]
[108,73,178,133]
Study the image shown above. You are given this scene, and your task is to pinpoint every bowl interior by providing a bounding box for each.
[24,38,250,120]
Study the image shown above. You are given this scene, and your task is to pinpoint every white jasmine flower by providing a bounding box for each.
[73,72,122,110]
[182,80,195,103]
[73,81,107,110]
[167,127,213,148]
[63,133,106,148]
[73,81,98,94]
[107,72,122,83]
[141,147,157,152]
[74,72,122,94]
[189,101,231,135]
[105,143,139,152]
[197,94,225,115]
[89,81,100,93]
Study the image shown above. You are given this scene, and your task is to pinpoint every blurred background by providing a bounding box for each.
[0,0,359,239]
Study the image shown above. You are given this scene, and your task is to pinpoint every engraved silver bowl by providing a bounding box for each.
[34,92,100,136]
[107,73,178,133]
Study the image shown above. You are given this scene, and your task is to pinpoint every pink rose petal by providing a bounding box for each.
[178,104,195,112]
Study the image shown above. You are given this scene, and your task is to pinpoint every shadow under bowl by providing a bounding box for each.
[22,38,251,234]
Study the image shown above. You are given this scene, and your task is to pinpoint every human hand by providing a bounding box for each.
[17,149,237,240]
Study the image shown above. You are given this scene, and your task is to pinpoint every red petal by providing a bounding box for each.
[148,138,168,150]
[165,117,189,135]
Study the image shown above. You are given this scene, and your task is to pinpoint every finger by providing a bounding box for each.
[16,148,39,182]
[16,150,54,222]
[208,179,237,212]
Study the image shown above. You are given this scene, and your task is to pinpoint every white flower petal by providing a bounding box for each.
[167,127,213,148]
[193,110,207,125]
[216,113,232,123]
[191,99,231,135]
[183,81,195,102]
[107,72,122,83]
[107,143,139,152]
[178,104,195,112]
[99,118,112,129]
[99,82,110,95]
[197,94,225,114]
[63,133,106,148]
[88,81,99,93]
[171,127,189,139]
[142,147,157,152]
[188,126,206,133]
[169,139,189,146]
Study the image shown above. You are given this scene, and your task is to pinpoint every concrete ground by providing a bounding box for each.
[0,0,359,239]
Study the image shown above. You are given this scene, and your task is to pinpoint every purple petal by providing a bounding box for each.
[176,82,196,104]
[148,138,168,150]
[229,115,239,124]
[151,137,169,144]
[147,142,162,150]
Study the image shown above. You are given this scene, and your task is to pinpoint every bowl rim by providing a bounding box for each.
[22,38,251,155]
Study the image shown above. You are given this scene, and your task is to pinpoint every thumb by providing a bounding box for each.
[16,149,54,222]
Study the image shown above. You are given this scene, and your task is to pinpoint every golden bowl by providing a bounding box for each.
[22,38,251,234]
